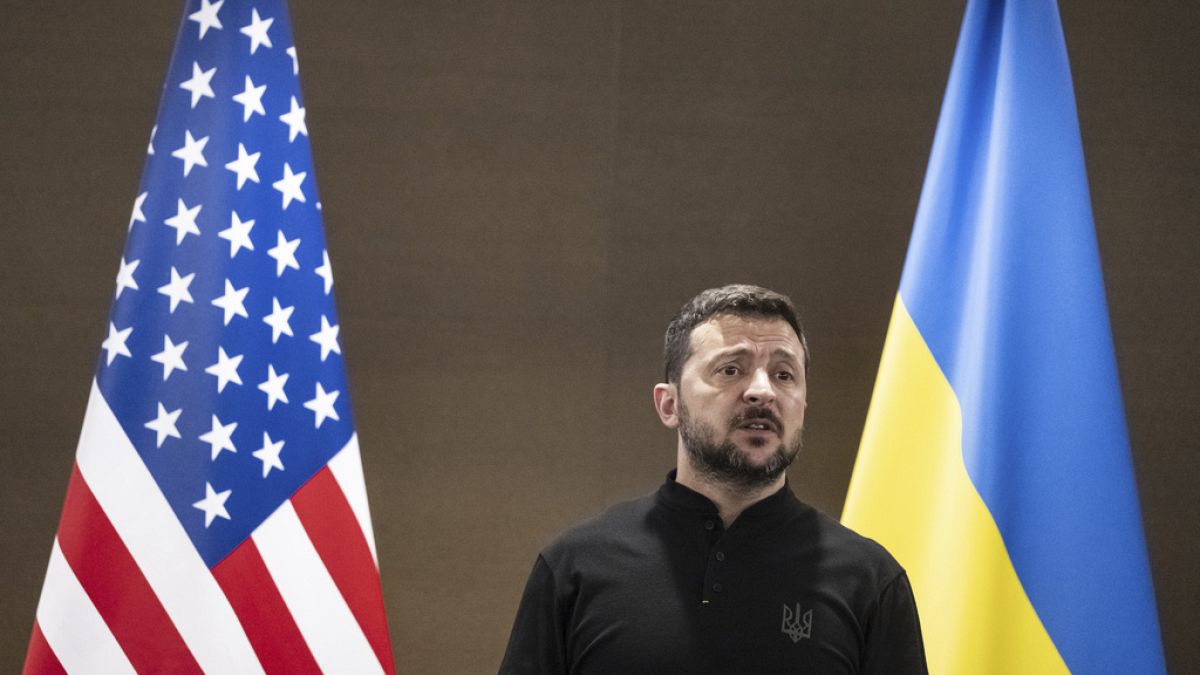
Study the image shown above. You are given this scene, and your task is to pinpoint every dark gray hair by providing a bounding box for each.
[663,284,809,384]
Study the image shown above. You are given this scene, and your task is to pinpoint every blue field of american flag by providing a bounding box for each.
[24,1,395,672]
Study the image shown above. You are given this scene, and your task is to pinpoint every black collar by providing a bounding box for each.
[655,469,797,520]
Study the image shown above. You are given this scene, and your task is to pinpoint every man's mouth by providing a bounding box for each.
[737,418,779,434]
[732,407,782,435]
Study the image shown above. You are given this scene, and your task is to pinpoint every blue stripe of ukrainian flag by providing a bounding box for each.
[842,1,1166,673]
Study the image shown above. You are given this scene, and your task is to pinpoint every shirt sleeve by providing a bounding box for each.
[498,554,569,675]
[861,571,929,675]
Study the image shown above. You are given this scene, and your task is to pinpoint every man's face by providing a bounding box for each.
[668,314,808,489]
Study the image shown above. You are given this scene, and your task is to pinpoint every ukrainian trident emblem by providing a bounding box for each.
[781,603,813,643]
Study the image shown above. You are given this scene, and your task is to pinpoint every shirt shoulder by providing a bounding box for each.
[783,499,908,591]
[539,493,657,570]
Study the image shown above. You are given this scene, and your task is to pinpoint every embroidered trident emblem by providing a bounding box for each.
[781,603,813,643]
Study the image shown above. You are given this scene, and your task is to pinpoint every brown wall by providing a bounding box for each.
[2,1,1196,672]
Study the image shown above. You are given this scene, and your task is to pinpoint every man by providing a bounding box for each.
[499,285,927,674]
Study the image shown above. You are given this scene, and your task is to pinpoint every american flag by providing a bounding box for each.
[23,1,395,672]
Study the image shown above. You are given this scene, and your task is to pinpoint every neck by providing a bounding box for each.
[675,454,786,527]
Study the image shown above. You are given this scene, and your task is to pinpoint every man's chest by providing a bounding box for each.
[564,543,871,674]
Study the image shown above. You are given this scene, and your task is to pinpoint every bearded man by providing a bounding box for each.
[499,285,927,674]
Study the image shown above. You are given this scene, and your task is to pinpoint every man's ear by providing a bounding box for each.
[653,383,680,429]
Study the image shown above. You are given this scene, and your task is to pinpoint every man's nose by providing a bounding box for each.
[743,368,776,405]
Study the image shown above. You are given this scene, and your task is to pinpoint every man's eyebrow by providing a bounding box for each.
[770,347,802,363]
[707,347,751,362]
[708,346,801,362]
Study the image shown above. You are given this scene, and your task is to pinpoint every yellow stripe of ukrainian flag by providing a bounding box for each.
[842,297,1067,674]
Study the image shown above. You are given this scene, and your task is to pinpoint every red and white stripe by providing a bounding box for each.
[24,381,395,674]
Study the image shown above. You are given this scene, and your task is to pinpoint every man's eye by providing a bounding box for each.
[776,371,794,381]
[719,366,740,376]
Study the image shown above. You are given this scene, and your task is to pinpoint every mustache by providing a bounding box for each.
[730,406,782,430]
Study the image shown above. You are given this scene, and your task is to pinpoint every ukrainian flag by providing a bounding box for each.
[841,1,1166,672]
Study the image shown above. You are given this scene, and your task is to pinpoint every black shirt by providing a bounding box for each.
[499,473,927,674]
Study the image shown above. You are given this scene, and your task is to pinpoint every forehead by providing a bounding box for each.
[687,314,802,360]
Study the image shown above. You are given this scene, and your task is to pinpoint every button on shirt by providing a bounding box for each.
[499,472,928,674]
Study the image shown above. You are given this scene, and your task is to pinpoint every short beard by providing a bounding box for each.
[677,399,803,490]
